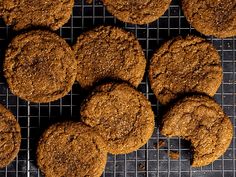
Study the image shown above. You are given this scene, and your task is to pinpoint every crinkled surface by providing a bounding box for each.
[149,36,222,105]
[4,30,77,103]
[73,26,146,89]
[182,0,236,38]
[103,0,172,24]
[0,104,21,168]
[37,122,107,177]
[81,83,155,154]
[161,95,233,167]
[1,0,74,30]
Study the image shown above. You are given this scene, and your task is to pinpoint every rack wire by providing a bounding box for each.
[0,0,235,176]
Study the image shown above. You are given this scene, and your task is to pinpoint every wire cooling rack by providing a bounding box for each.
[0,0,235,176]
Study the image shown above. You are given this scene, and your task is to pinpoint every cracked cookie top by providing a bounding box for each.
[4,30,77,103]
[73,26,146,89]
[102,0,172,24]
[37,122,107,177]
[0,104,21,168]
[80,82,155,154]
[149,36,222,105]
[161,95,233,167]
[182,0,236,38]
[1,0,74,30]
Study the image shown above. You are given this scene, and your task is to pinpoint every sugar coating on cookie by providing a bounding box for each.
[0,104,21,168]
[73,26,146,89]
[80,82,155,154]
[161,95,233,167]
[102,0,172,24]
[4,30,77,103]
[149,36,222,105]
[182,0,236,38]
[1,0,74,30]
[37,122,107,177]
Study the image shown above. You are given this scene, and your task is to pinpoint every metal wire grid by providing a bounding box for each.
[0,0,235,176]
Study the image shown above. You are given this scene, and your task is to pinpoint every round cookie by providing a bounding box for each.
[1,0,74,30]
[102,0,172,25]
[182,0,236,38]
[161,95,233,167]
[37,122,107,177]
[0,104,21,168]
[4,30,77,103]
[73,26,146,89]
[149,36,222,105]
[80,82,155,154]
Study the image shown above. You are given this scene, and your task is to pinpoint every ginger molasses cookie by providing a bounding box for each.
[37,122,107,177]
[102,0,172,25]
[4,30,77,103]
[80,82,155,154]
[182,0,236,38]
[0,104,21,168]
[73,26,146,89]
[161,95,233,167]
[1,0,74,30]
[149,36,222,105]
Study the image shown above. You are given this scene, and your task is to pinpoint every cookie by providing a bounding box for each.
[4,30,77,103]
[182,0,236,38]
[1,0,74,30]
[149,36,222,105]
[37,122,107,177]
[161,95,233,167]
[102,0,172,25]
[73,26,146,89]
[0,104,21,168]
[80,82,155,154]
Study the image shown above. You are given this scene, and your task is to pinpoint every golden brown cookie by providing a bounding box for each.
[4,30,77,103]
[0,104,21,168]
[102,0,172,25]
[73,26,146,89]
[182,0,236,38]
[1,0,74,30]
[37,122,107,177]
[149,36,222,105]
[80,82,155,154]
[161,95,233,167]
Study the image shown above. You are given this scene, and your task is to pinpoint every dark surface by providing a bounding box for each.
[0,0,235,177]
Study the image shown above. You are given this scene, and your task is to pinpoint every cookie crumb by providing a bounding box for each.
[154,140,166,149]
[168,151,180,160]
[86,0,93,4]
[138,163,145,171]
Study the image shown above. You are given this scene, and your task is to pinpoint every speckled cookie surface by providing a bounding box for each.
[0,104,21,168]
[37,122,107,177]
[161,95,233,167]
[149,36,222,105]
[182,0,236,38]
[73,26,146,89]
[102,0,172,24]
[1,0,74,30]
[4,30,77,103]
[80,82,155,154]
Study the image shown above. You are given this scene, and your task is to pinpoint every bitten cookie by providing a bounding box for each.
[182,0,236,38]
[161,95,233,167]
[0,104,21,168]
[80,82,155,154]
[73,26,146,89]
[4,30,77,103]
[1,0,74,30]
[37,122,107,177]
[102,0,172,25]
[149,36,222,105]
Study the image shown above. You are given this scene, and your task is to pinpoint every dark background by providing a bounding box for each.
[0,0,235,176]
